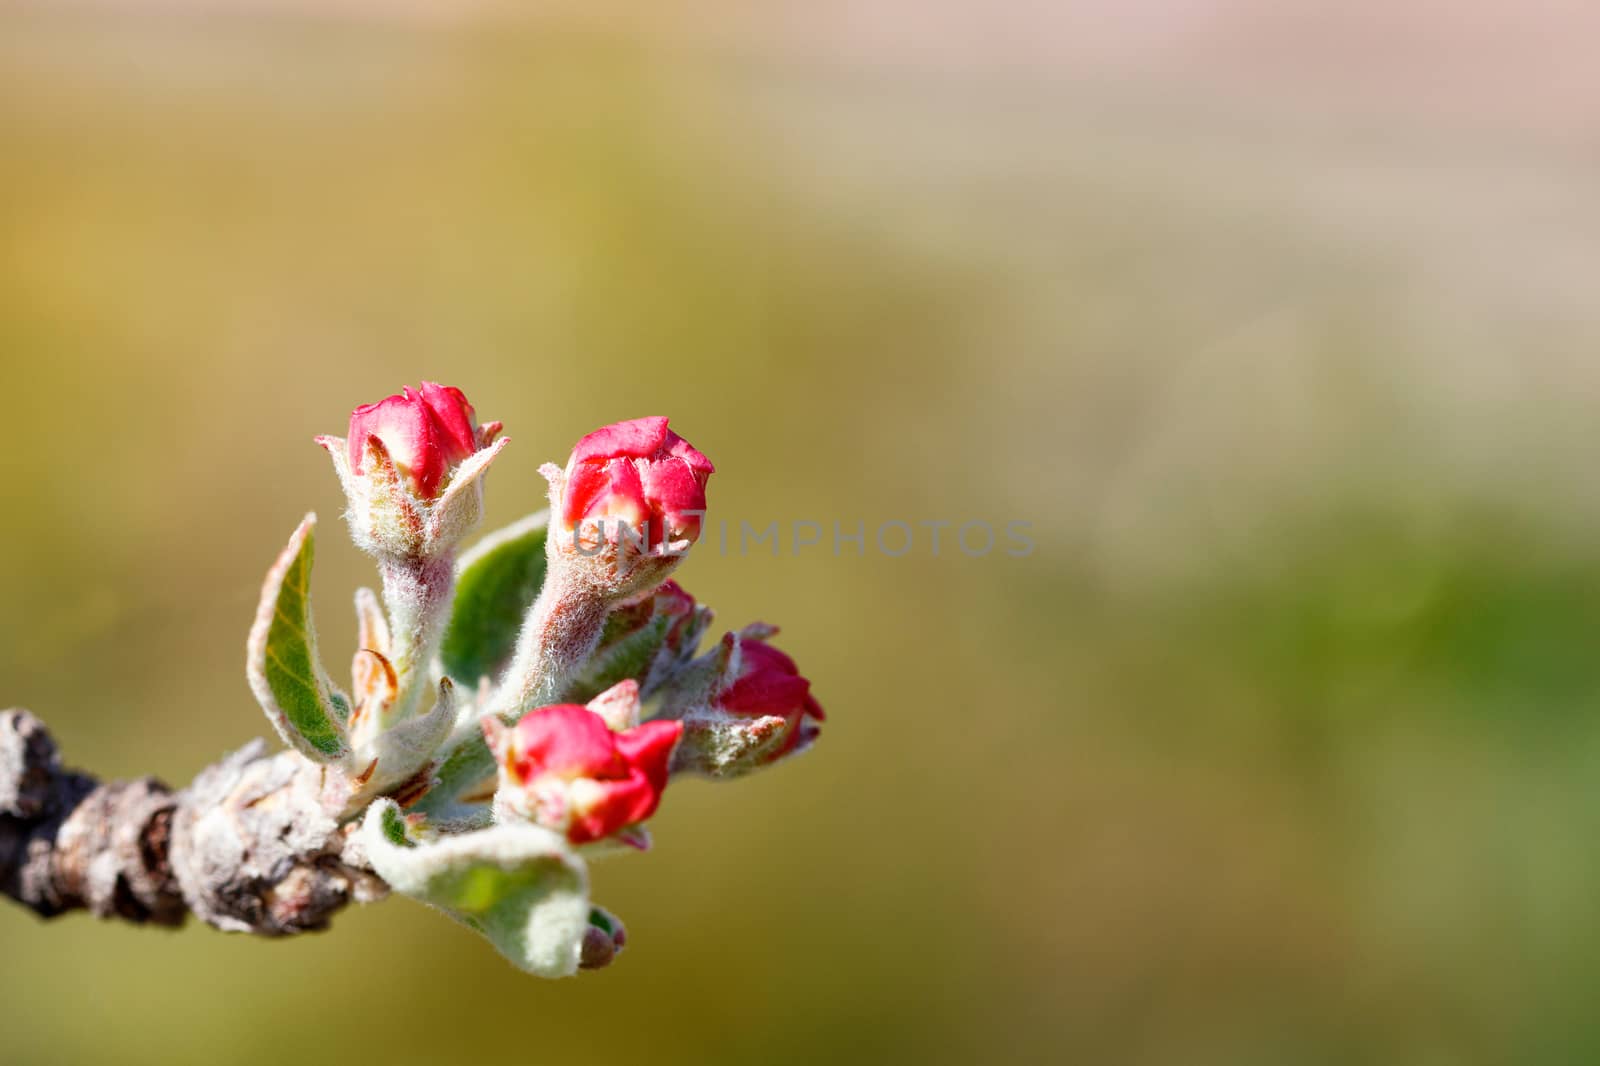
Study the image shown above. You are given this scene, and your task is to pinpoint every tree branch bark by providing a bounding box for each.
[1,708,386,935]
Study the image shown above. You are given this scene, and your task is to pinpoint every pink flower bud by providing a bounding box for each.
[491,704,682,844]
[319,381,507,561]
[718,635,824,760]
[561,417,714,548]
[348,382,480,500]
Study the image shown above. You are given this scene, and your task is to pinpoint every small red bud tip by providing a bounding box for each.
[578,925,620,970]
[719,636,825,759]
[504,704,683,844]
[348,382,479,499]
[561,417,714,548]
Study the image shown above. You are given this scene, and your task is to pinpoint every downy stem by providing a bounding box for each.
[492,570,610,718]
[377,552,456,726]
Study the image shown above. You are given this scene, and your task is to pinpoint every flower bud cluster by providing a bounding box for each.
[247,389,823,977]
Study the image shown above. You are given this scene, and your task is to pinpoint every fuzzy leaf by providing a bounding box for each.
[441,511,549,685]
[362,800,591,977]
[246,515,349,762]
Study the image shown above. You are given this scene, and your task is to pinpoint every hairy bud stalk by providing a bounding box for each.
[374,552,455,726]
[495,566,612,715]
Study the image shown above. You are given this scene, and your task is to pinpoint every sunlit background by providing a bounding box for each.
[4,3,1600,1063]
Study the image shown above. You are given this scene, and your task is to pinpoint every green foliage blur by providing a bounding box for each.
[4,8,1600,1065]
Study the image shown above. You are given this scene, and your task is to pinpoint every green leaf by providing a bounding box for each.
[246,515,349,762]
[362,800,591,977]
[440,512,549,686]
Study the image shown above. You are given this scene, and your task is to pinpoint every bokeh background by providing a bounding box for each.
[5,3,1600,1064]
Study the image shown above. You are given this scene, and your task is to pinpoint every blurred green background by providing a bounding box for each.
[5,5,1600,1064]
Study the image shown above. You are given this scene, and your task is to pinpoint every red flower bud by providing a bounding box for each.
[718,636,825,759]
[348,382,480,500]
[561,417,714,548]
[494,704,682,844]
